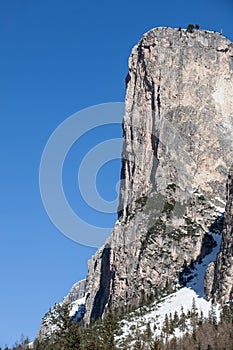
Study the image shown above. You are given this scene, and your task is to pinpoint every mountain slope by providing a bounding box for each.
[117,226,223,348]
[37,27,233,340]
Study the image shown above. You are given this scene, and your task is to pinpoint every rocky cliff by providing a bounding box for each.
[37,279,86,339]
[38,27,233,339]
[205,168,233,303]
[84,27,233,322]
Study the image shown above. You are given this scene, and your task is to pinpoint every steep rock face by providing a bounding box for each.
[119,28,233,220]
[38,27,233,338]
[84,28,233,322]
[205,168,233,303]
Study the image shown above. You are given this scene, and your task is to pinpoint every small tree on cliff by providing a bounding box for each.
[187,24,195,33]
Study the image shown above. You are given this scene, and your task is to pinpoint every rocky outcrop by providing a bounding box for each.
[37,279,86,339]
[84,27,233,322]
[205,168,233,303]
[38,27,233,339]
[63,279,86,303]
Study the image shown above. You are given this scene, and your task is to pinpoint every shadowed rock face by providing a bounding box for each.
[90,246,112,320]
[205,168,233,303]
[38,27,233,338]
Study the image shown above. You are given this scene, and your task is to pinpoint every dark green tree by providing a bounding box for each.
[39,302,82,350]
[208,304,217,327]
[187,24,194,33]
[81,321,101,350]
[150,338,161,350]
[99,308,119,350]
[162,313,171,340]
[145,322,152,342]
[220,303,233,324]
[179,306,187,332]
[173,310,179,328]
[133,340,143,350]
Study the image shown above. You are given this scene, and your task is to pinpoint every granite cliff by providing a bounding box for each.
[38,27,233,339]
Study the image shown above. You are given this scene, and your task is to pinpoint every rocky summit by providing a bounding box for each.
[38,27,233,340]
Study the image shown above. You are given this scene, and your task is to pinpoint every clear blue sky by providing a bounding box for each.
[0,0,232,347]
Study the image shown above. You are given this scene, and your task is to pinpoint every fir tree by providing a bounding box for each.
[208,304,217,327]
[162,313,170,340]
[150,338,161,350]
[187,24,195,33]
[99,308,119,350]
[179,306,187,332]
[145,322,152,341]
[173,310,179,328]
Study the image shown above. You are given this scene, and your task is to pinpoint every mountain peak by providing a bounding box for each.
[37,26,233,341]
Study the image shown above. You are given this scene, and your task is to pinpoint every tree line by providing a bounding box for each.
[2,300,233,350]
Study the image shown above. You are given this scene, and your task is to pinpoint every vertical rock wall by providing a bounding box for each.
[38,28,233,338]
[84,28,233,322]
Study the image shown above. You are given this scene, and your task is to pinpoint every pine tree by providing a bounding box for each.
[162,313,170,340]
[208,304,217,327]
[191,298,198,317]
[173,310,179,328]
[65,321,81,350]
[99,308,119,350]
[190,298,198,338]
[133,340,143,350]
[220,304,233,324]
[198,310,204,326]
[47,302,82,349]
[187,24,194,33]
[145,322,152,342]
[81,324,100,350]
[169,313,174,334]
[179,306,187,332]
[150,338,161,350]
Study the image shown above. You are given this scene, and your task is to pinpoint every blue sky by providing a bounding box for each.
[0,0,232,347]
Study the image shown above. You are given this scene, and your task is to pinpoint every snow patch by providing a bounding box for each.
[69,295,87,317]
[186,232,222,297]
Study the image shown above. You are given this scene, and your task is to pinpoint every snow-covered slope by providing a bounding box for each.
[116,226,222,347]
[116,287,220,346]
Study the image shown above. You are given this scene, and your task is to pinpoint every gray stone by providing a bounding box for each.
[37,27,233,339]
[205,167,233,303]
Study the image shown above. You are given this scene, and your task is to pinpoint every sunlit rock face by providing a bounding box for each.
[38,27,233,339]
[84,27,233,322]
